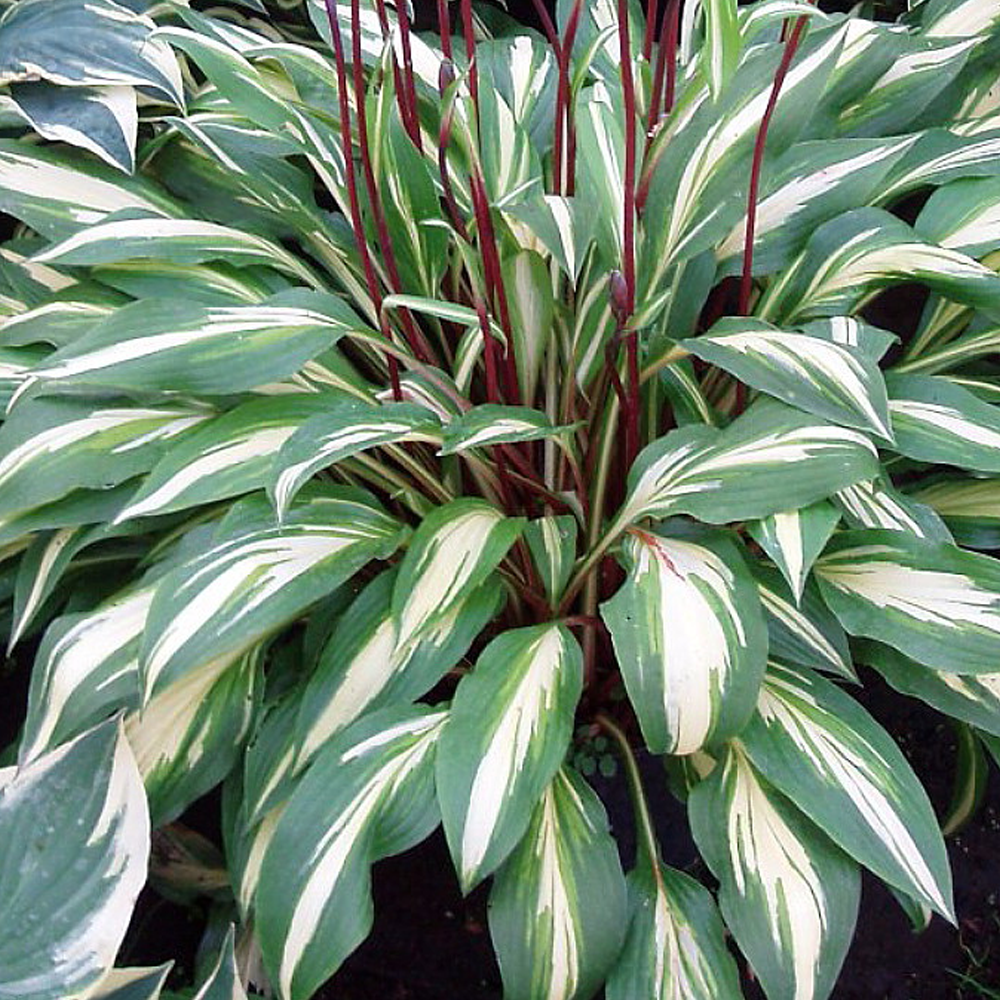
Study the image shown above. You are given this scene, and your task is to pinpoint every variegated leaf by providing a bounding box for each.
[437,624,583,891]
[689,744,861,1000]
[270,401,441,519]
[922,0,1000,36]
[749,502,841,601]
[440,404,573,455]
[478,76,543,207]
[118,396,343,523]
[917,174,1000,259]
[22,293,360,397]
[601,528,767,755]
[886,374,1000,474]
[8,82,138,173]
[859,640,1000,740]
[834,478,953,542]
[140,492,405,697]
[489,768,627,1000]
[127,647,260,827]
[0,719,149,1000]
[88,964,171,1000]
[0,139,180,238]
[524,515,578,607]
[754,567,856,680]
[33,217,317,286]
[605,864,742,1000]
[913,475,1000,549]
[683,318,893,440]
[257,707,446,1000]
[815,529,1000,673]
[502,251,556,402]
[503,195,593,281]
[0,0,183,104]
[189,926,247,1000]
[618,399,879,528]
[19,586,153,763]
[391,498,523,648]
[701,0,741,99]
[0,397,212,518]
[740,662,954,919]
[294,567,501,770]
[757,208,1000,324]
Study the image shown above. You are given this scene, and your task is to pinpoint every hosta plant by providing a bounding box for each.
[3,0,1000,996]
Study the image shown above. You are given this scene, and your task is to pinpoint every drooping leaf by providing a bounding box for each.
[913,476,1000,549]
[688,743,861,1000]
[437,624,583,891]
[489,767,627,1000]
[188,925,247,1000]
[835,478,953,542]
[601,527,767,754]
[256,707,446,1000]
[605,863,743,1000]
[391,498,523,649]
[748,501,841,601]
[740,662,954,919]
[439,404,574,455]
[617,399,879,528]
[140,491,405,697]
[0,719,149,1000]
[815,529,1000,673]
[683,318,893,440]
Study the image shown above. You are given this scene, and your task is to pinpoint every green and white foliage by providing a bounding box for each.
[0,0,999,996]
[601,527,767,754]
[0,719,149,1000]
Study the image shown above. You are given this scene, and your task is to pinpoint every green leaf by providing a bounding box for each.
[19,585,153,762]
[605,864,742,1000]
[921,0,1000,36]
[33,217,317,285]
[126,647,260,826]
[88,964,171,1000]
[439,404,573,455]
[437,623,583,891]
[754,567,856,680]
[0,397,212,519]
[477,75,543,207]
[23,294,358,397]
[858,640,1000,740]
[140,492,405,697]
[688,743,861,1000]
[257,706,445,1000]
[601,527,767,754]
[503,196,594,281]
[524,515,578,607]
[270,401,441,519]
[8,82,138,173]
[189,926,247,1000]
[489,767,627,1000]
[118,396,344,523]
[0,138,180,239]
[391,498,523,649]
[683,318,893,440]
[815,529,1000,674]
[913,476,1000,549]
[0,719,149,1000]
[740,662,954,919]
[916,174,1000,259]
[618,399,879,527]
[294,567,501,769]
[835,478,953,542]
[748,502,841,601]
[886,374,1000,474]
[757,208,1000,324]
[702,0,741,100]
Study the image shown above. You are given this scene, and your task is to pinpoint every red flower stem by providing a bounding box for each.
[529,0,565,192]
[663,0,680,115]
[562,0,583,194]
[642,0,660,62]
[348,0,435,364]
[626,330,640,464]
[372,0,418,146]
[324,0,401,398]
[474,295,501,404]
[437,103,468,240]
[617,0,636,318]
[436,0,453,59]
[460,0,478,110]
[738,15,808,316]
[396,0,423,151]
[530,0,559,47]
[638,0,679,212]
[470,171,521,404]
